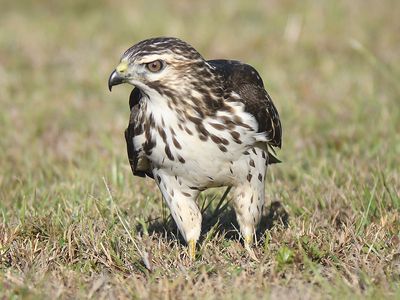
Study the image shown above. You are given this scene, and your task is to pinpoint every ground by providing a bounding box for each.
[0,0,399,299]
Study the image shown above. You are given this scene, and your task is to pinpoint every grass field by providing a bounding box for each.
[1,0,399,299]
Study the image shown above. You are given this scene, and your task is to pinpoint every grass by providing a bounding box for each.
[0,0,399,298]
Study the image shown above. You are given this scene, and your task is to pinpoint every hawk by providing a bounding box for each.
[108,37,282,258]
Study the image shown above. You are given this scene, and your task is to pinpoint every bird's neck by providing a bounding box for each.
[140,90,184,129]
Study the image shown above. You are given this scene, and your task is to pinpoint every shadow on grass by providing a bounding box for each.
[136,201,289,244]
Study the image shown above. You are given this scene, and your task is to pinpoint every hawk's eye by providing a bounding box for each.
[146,60,163,73]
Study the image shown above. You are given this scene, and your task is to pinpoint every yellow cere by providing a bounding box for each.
[116,62,128,73]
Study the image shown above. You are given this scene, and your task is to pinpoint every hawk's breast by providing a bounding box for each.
[135,94,260,187]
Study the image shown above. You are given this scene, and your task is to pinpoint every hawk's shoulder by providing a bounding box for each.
[208,59,265,88]
[208,59,282,150]
[125,88,153,178]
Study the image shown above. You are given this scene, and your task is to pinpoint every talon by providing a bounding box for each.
[244,235,259,261]
[188,240,196,260]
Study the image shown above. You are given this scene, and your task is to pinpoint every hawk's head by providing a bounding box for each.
[108,37,211,96]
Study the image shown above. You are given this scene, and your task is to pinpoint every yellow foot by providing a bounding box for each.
[244,235,253,247]
[188,240,196,260]
[244,235,259,261]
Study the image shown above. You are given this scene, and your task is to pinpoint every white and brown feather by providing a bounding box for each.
[119,37,282,244]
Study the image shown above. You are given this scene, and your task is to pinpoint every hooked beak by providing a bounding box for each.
[108,62,129,91]
[108,70,125,91]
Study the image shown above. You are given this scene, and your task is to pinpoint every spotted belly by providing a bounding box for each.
[134,118,257,187]
[131,94,263,188]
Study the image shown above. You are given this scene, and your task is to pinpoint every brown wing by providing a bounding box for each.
[208,60,282,162]
[125,88,153,178]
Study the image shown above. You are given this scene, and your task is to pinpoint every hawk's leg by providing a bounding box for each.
[154,171,201,259]
[232,148,267,246]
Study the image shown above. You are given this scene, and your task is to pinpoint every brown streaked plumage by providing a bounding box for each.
[109,37,282,259]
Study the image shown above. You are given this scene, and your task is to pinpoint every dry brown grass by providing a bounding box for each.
[0,0,399,299]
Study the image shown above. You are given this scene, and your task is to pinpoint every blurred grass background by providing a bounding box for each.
[0,0,399,299]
